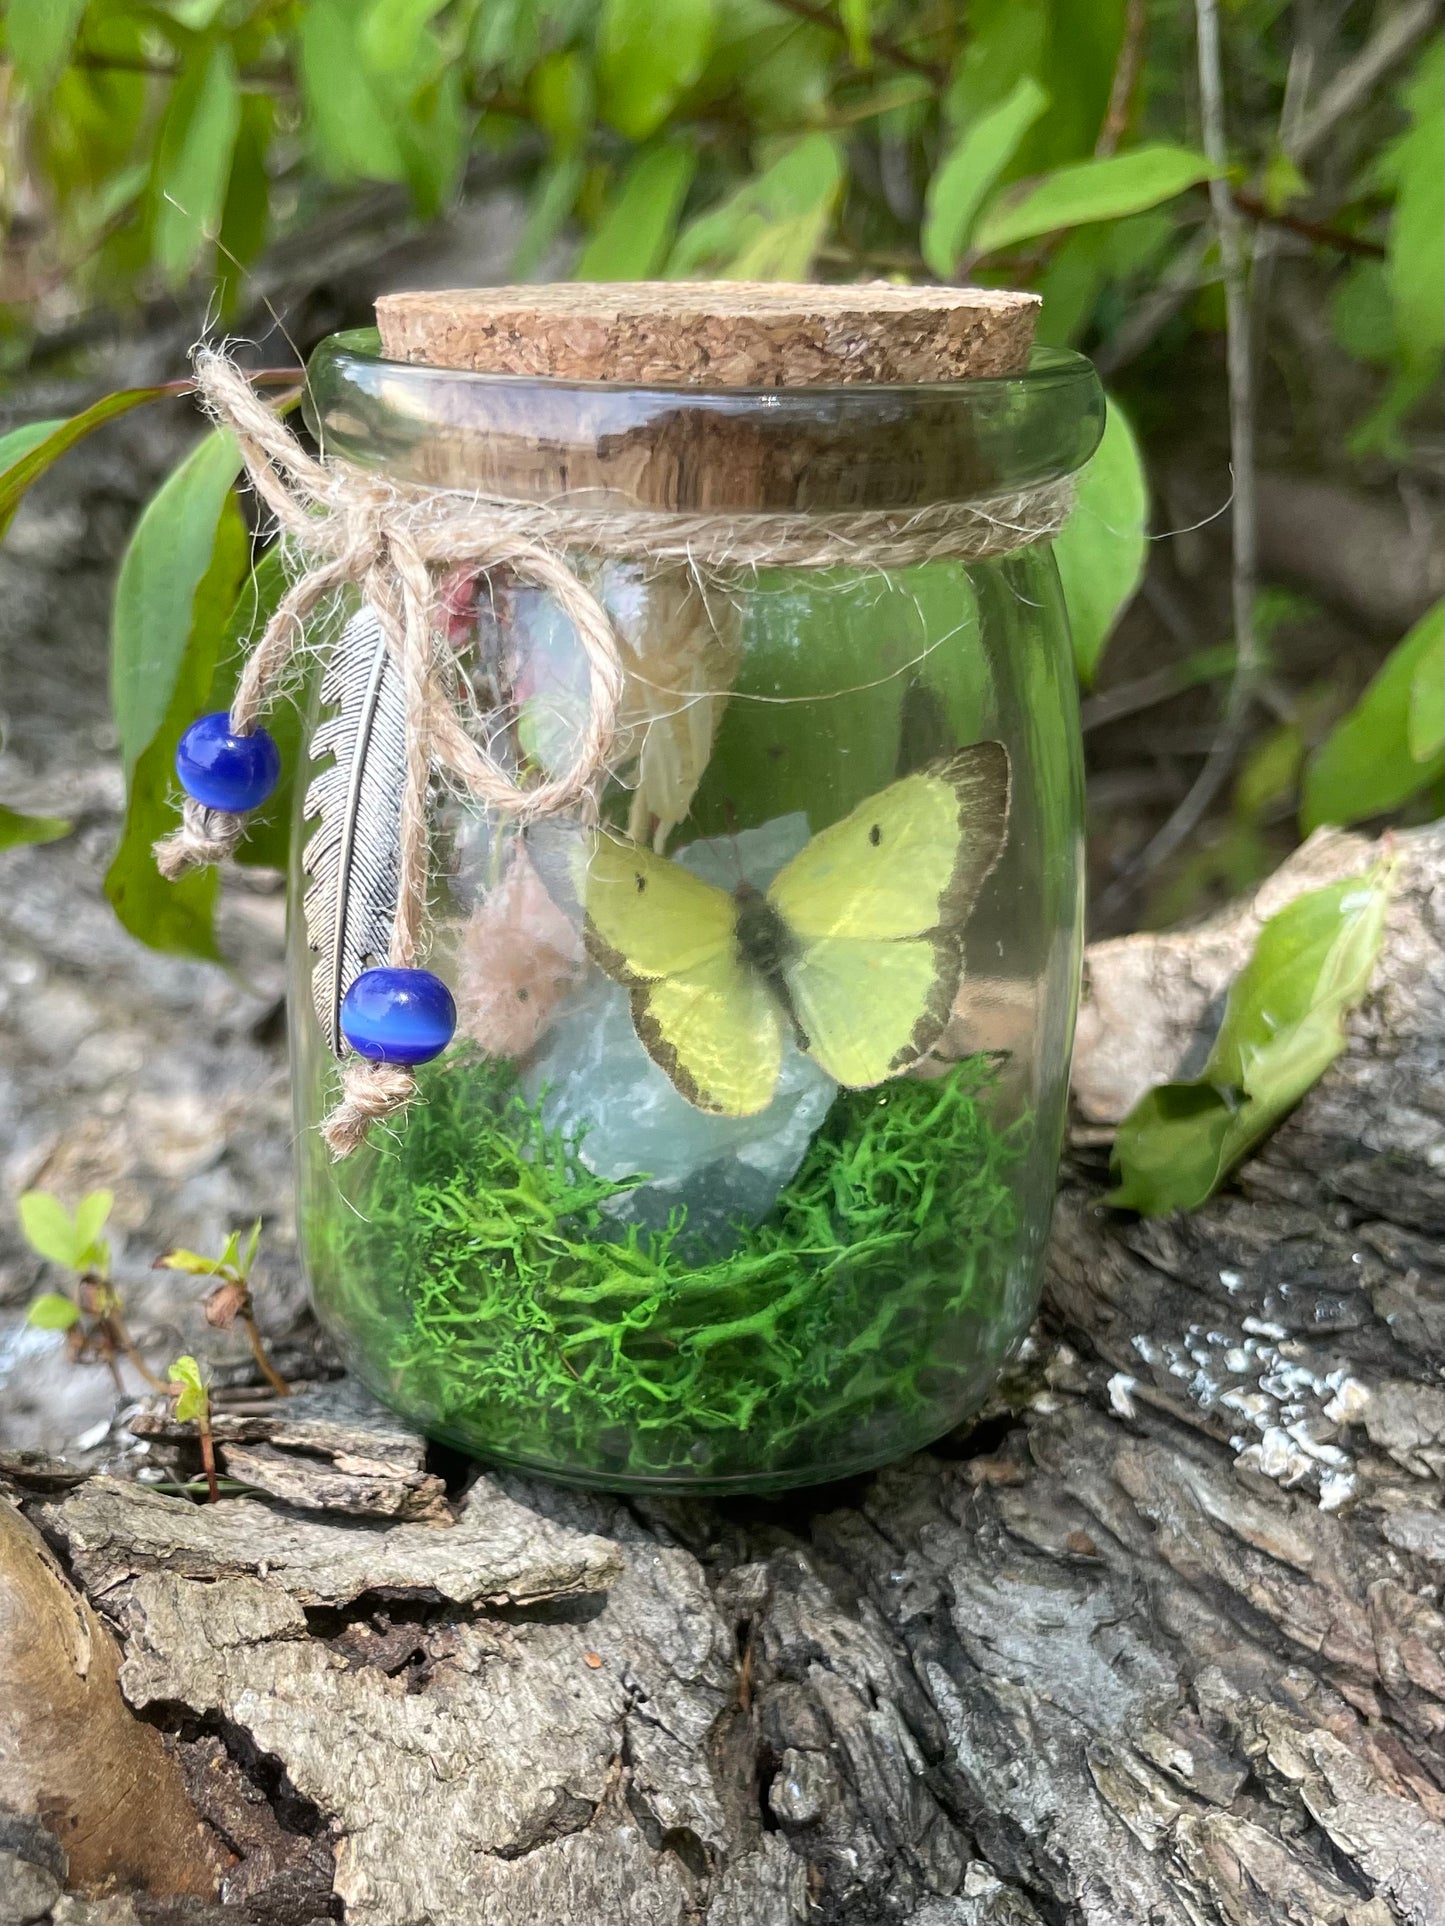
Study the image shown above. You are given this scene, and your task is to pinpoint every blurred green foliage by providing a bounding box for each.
[0,0,1435,399]
[1,2,1439,846]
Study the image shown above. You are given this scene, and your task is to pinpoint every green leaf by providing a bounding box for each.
[300,0,405,182]
[157,1248,225,1276]
[1233,721,1304,825]
[922,76,1049,278]
[1,391,170,544]
[1384,37,1444,376]
[168,1353,209,1423]
[1108,864,1393,1214]
[110,428,243,773]
[1033,227,1108,348]
[1330,260,1396,368]
[6,0,88,92]
[210,547,301,871]
[599,0,715,141]
[974,145,1216,255]
[576,143,697,279]
[361,0,450,73]
[1033,0,1124,172]
[152,41,241,286]
[1259,148,1309,216]
[714,5,833,129]
[1408,634,1445,764]
[511,155,586,279]
[17,1192,81,1269]
[241,1218,262,1274]
[215,94,274,320]
[105,493,250,959]
[27,1293,81,1332]
[396,66,470,220]
[71,1190,114,1259]
[1053,396,1148,685]
[529,49,594,157]
[1301,601,1445,832]
[0,418,66,484]
[670,132,843,281]
[0,806,72,851]
[943,0,1046,134]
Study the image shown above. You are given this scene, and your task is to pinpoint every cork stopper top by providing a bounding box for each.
[374,281,1039,388]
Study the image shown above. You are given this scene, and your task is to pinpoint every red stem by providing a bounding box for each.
[198,1419,220,1504]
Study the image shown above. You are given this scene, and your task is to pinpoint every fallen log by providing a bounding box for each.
[4,821,1442,1926]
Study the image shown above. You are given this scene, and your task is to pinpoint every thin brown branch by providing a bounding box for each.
[240,1305,291,1399]
[68,48,292,91]
[1095,0,1148,157]
[766,0,947,82]
[197,1417,220,1504]
[1080,656,1234,734]
[96,1335,126,1396]
[1231,189,1385,259]
[106,1313,168,1393]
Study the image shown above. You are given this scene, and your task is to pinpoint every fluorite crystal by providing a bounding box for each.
[522,814,837,1246]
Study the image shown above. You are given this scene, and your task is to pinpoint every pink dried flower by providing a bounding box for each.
[456,845,583,1060]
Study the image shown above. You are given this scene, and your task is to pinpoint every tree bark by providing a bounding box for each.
[4,819,1442,1926]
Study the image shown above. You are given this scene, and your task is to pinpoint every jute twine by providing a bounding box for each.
[156,347,1074,1156]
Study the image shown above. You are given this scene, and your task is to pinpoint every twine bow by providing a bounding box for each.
[157,349,628,1155]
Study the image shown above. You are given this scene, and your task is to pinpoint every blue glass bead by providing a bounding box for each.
[175,713,281,813]
[340,968,457,1066]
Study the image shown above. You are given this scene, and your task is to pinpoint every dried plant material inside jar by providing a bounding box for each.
[291,284,1103,1493]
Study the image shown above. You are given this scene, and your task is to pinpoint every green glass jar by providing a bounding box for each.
[291,326,1103,1494]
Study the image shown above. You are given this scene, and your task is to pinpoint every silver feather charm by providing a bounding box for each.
[302,608,407,1057]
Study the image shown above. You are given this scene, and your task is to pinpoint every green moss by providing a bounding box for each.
[310,1054,1025,1488]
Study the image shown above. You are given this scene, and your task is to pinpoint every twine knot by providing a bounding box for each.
[154,798,250,878]
[322,1060,419,1157]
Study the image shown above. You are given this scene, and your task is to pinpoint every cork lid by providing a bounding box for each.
[374,281,1040,388]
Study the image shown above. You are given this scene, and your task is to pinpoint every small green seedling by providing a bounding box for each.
[166,1354,219,1502]
[156,1219,289,1397]
[20,1189,165,1392]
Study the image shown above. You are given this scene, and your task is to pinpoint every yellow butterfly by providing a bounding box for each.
[582,743,1011,1116]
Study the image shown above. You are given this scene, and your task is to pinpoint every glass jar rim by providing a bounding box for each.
[304,328,1105,515]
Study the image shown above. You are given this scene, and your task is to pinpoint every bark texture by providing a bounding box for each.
[4,820,1440,1925]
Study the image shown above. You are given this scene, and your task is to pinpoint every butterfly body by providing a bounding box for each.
[583,743,1011,1117]
[732,882,798,992]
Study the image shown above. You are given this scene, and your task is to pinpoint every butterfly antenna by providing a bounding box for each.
[718,797,750,890]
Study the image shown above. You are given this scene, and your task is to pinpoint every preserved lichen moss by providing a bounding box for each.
[309,1053,1024,1490]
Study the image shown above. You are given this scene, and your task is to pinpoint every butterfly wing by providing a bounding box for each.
[776,936,958,1088]
[767,743,1010,1087]
[583,831,783,1116]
